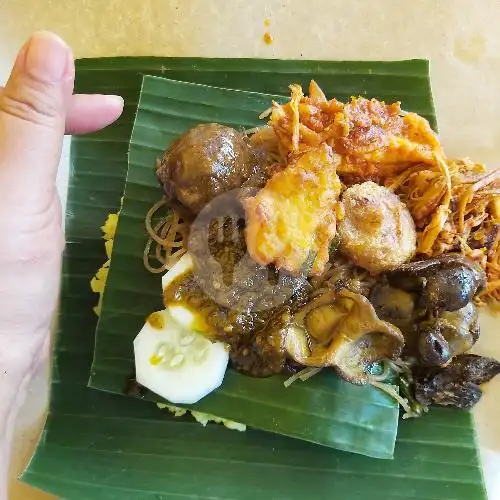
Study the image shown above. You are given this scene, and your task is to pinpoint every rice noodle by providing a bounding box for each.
[284,367,323,387]
[258,106,273,120]
[143,198,187,274]
[369,380,416,418]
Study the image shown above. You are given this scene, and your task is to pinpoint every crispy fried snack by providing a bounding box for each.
[269,81,442,184]
[254,81,500,303]
[243,144,342,276]
[339,181,417,274]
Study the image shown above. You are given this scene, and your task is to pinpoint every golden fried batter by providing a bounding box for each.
[335,99,441,183]
[338,181,417,274]
[269,82,442,184]
[243,144,342,276]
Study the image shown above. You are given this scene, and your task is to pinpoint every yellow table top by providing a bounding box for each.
[1,1,500,498]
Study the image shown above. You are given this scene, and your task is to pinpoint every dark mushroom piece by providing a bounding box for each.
[424,264,485,312]
[418,302,479,366]
[413,354,500,409]
[284,292,341,364]
[387,254,486,312]
[369,282,422,357]
[300,290,405,385]
[369,283,417,331]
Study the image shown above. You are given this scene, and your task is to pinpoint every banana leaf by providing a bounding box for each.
[22,57,486,500]
[90,75,399,458]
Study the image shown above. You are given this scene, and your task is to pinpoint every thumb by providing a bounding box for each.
[0,31,73,204]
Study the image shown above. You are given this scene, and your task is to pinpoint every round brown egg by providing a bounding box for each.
[156,123,259,215]
[338,181,417,274]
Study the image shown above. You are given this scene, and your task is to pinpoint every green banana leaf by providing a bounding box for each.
[22,57,485,500]
[90,75,399,458]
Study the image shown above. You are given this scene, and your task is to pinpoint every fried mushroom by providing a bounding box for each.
[338,182,417,274]
[243,144,342,276]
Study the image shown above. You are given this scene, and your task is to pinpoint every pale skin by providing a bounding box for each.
[0,32,124,499]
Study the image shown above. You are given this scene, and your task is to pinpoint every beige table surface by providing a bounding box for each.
[2,1,500,498]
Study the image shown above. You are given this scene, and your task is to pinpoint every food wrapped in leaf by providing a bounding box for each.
[129,77,500,432]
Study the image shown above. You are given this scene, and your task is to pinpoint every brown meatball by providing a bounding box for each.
[156,124,259,214]
[338,181,416,274]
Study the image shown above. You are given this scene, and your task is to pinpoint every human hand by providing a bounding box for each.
[0,32,123,498]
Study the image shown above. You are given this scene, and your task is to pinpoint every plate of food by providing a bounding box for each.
[22,57,497,499]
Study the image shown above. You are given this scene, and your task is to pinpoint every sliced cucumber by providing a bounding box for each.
[133,309,229,404]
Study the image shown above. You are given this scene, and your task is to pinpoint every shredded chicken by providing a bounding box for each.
[243,144,342,276]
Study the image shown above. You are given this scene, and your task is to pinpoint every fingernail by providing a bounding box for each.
[103,95,125,108]
[25,31,72,83]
